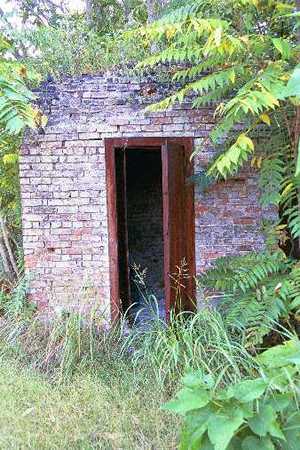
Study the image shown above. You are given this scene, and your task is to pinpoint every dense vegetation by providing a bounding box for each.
[1,0,300,449]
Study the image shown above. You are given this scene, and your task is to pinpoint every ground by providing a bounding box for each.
[0,357,178,450]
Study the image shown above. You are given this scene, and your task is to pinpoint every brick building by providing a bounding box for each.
[20,73,269,320]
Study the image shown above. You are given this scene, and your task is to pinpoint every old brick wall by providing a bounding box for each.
[20,73,270,316]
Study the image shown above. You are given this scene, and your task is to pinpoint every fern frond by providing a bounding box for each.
[259,155,285,206]
[221,287,285,347]
[199,251,287,294]
[199,251,298,346]
[280,175,300,239]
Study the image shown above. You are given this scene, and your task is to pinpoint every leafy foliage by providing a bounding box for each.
[0,275,33,317]
[137,0,299,172]
[134,0,300,354]
[0,33,40,285]
[10,16,147,80]
[135,0,300,245]
[164,339,300,450]
[198,251,300,346]
[0,37,39,138]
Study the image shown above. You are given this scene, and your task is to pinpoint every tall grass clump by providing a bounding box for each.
[0,306,128,382]
[123,306,259,387]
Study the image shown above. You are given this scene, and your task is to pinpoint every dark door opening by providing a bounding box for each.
[116,148,164,321]
[105,138,196,323]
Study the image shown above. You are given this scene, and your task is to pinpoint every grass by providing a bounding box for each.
[126,308,259,386]
[0,303,261,449]
[0,355,178,449]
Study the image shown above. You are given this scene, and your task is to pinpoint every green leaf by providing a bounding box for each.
[248,404,284,439]
[196,434,214,450]
[227,379,267,402]
[163,387,210,414]
[182,371,205,388]
[256,339,300,368]
[2,153,18,165]
[237,134,254,151]
[266,393,292,412]
[242,436,275,450]
[272,38,291,59]
[227,436,243,450]
[180,408,212,450]
[207,406,244,450]
[285,65,300,98]
[290,294,300,310]
[268,366,298,391]
[282,412,300,450]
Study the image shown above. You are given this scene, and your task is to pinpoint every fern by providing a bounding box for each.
[199,251,287,293]
[259,155,285,207]
[134,0,300,349]
[222,288,286,347]
[199,251,300,346]
[280,176,300,239]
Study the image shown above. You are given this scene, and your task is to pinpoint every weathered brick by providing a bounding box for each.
[20,73,270,317]
[78,132,100,139]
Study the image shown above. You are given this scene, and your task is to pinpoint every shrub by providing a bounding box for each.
[22,18,147,80]
[164,338,300,450]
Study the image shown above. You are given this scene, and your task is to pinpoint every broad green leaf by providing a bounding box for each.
[242,436,275,450]
[256,339,300,368]
[249,405,274,436]
[207,406,244,450]
[267,366,297,391]
[227,379,267,402]
[180,408,212,450]
[266,393,292,412]
[197,434,214,450]
[163,387,210,414]
[282,412,300,450]
[285,65,300,98]
[182,371,205,388]
[5,116,26,135]
[272,38,291,59]
[248,404,284,439]
[227,436,242,450]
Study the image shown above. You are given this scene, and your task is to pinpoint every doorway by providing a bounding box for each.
[105,138,195,322]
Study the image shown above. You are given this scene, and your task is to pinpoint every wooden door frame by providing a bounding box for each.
[105,137,195,322]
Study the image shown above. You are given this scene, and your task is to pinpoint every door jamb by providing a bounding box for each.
[105,137,195,322]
